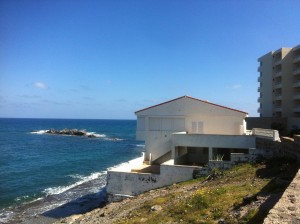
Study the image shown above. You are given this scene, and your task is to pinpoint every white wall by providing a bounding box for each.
[136,97,247,163]
[106,161,204,196]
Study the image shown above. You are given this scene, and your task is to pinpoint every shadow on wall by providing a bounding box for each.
[246,117,288,136]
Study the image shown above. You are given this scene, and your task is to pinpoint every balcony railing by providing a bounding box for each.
[274,94,282,100]
[293,55,300,63]
[294,106,300,112]
[258,67,262,73]
[257,87,261,92]
[273,59,282,66]
[293,80,300,87]
[273,82,282,89]
[257,76,261,82]
[273,71,282,77]
[294,93,300,99]
[294,68,300,75]
[274,106,282,112]
[257,97,261,103]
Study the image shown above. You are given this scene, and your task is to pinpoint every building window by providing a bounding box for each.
[191,121,203,134]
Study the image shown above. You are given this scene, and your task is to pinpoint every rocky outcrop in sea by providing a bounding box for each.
[46,129,97,138]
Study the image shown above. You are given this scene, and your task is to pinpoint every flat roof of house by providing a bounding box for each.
[135,95,248,115]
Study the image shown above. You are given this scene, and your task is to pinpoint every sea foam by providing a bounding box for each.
[30,130,49,134]
[43,171,106,196]
[107,153,144,172]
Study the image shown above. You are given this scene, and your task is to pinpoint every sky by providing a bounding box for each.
[1,0,300,119]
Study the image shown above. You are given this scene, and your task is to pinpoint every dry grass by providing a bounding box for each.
[115,157,298,224]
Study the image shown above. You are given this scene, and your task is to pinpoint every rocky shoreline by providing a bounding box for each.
[45,129,98,138]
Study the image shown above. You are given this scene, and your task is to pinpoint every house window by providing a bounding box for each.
[191,121,203,133]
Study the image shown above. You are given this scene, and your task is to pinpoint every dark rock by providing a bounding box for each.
[45,129,89,137]
[218,219,226,224]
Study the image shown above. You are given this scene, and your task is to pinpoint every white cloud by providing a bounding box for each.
[34,82,48,89]
[232,84,242,89]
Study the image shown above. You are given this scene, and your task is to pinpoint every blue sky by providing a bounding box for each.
[1,0,300,119]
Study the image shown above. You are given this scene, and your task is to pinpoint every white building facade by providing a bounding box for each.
[135,96,248,164]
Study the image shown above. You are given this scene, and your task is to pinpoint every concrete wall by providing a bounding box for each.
[172,133,256,150]
[256,136,300,162]
[106,171,161,196]
[264,169,300,224]
[106,160,207,197]
[252,128,280,141]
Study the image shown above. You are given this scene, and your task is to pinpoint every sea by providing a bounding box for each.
[0,118,144,223]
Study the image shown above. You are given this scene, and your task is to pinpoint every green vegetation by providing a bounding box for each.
[115,157,298,224]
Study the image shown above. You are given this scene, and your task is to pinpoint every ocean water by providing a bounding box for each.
[0,118,144,223]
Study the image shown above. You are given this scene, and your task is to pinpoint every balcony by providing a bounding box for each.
[293,55,300,63]
[257,97,261,103]
[273,71,282,78]
[293,68,300,75]
[274,106,282,112]
[273,82,282,89]
[273,59,282,66]
[274,94,282,100]
[293,80,300,87]
[257,87,261,92]
[293,45,300,51]
[257,76,261,82]
[294,106,300,112]
[257,66,261,72]
[257,108,261,113]
[294,94,300,99]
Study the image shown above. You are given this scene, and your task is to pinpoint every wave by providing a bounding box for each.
[107,153,144,172]
[86,132,106,138]
[30,130,49,134]
[104,137,123,141]
[43,171,106,196]
[43,153,144,196]
[14,195,29,202]
[136,144,145,148]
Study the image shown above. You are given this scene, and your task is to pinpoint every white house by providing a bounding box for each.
[106,96,278,199]
[135,95,248,165]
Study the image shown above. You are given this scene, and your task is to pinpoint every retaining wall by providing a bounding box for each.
[264,169,300,224]
[256,136,300,162]
[106,161,208,201]
[261,135,300,223]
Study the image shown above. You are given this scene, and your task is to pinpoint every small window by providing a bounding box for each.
[191,121,203,133]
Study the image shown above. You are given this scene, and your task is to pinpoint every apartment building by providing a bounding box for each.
[257,44,300,130]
